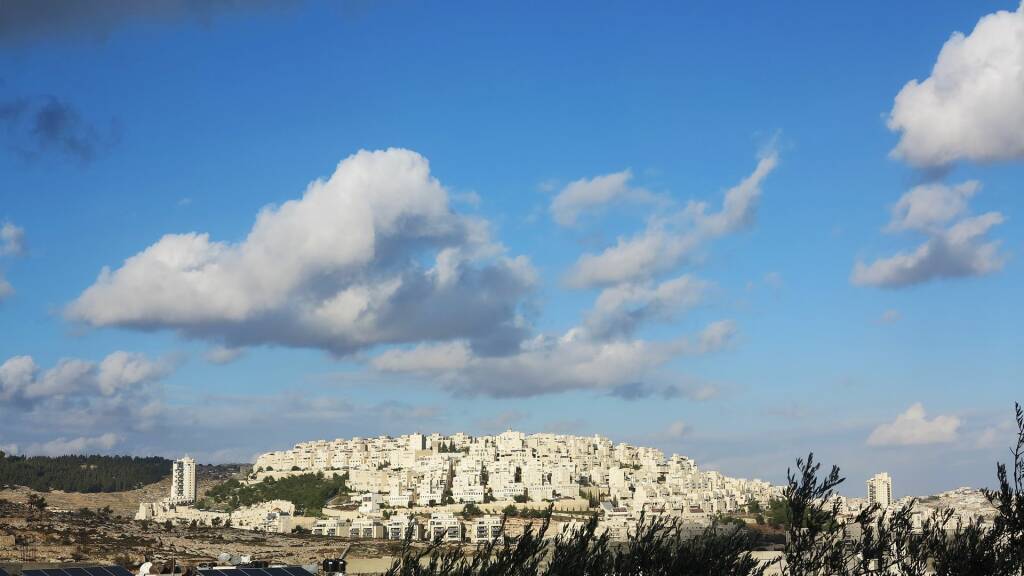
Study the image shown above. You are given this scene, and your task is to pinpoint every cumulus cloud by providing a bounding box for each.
[67,149,536,357]
[885,181,980,232]
[0,351,172,404]
[852,181,1005,288]
[372,320,736,398]
[0,96,116,162]
[888,2,1024,166]
[0,352,177,457]
[867,403,960,446]
[566,151,778,287]
[584,275,710,339]
[549,170,663,227]
[97,351,174,396]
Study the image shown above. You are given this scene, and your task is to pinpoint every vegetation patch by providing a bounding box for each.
[201,472,347,515]
[0,453,171,493]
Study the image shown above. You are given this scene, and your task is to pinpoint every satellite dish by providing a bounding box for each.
[138,562,153,576]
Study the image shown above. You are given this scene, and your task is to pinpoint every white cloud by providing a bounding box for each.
[549,170,663,227]
[867,403,960,446]
[886,181,980,232]
[67,149,536,357]
[1,222,24,256]
[0,355,36,401]
[26,358,94,399]
[566,151,777,287]
[0,221,23,300]
[97,351,174,396]
[584,275,710,339]
[372,319,735,398]
[205,345,246,365]
[23,433,120,457]
[0,351,171,403]
[372,341,472,373]
[889,2,1024,166]
[853,182,1005,288]
[0,352,176,459]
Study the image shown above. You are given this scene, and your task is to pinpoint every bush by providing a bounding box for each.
[462,502,483,519]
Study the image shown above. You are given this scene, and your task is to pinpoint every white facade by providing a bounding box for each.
[170,456,197,504]
[387,513,425,540]
[350,517,386,539]
[867,472,893,508]
[428,511,463,542]
[469,515,504,543]
[312,517,351,537]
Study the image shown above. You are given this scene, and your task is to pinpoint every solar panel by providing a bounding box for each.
[94,568,134,576]
[64,567,93,576]
[0,568,9,576]
[23,567,135,576]
[23,569,65,576]
[198,568,310,576]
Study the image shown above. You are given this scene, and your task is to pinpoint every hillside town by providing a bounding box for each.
[131,430,1005,548]
[135,431,783,541]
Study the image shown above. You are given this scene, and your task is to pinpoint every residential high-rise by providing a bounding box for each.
[867,472,893,508]
[170,456,197,504]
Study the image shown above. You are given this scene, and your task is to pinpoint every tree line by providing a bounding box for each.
[0,452,170,493]
[384,402,1024,576]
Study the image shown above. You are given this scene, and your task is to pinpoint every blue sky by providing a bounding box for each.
[1,1,1023,496]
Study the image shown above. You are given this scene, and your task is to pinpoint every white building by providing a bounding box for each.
[170,456,197,504]
[469,515,504,544]
[867,472,893,509]
[312,517,352,537]
[386,513,424,540]
[230,500,296,533]
[428,511,463,542]
[350,517,386,539]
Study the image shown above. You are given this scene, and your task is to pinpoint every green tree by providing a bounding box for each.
[27,493,47,512]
